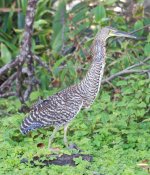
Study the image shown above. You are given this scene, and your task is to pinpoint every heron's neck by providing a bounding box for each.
[91,39,106,61]
[77,40,106,108]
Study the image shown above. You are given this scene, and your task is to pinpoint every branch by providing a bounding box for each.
[0,92,16,98]
[33,55,51,73]
[0,0,51,103]
[0,0,50,103]
[102,69,150,84]
[19,0,38,59]
[126,57,150,70]
[0,0,38,77]
[102,57,150,84]
[16,0,38,103]
[0,72,17,92]
[23,54,34,101]
[0,56,20,76]
[128,24,150,35]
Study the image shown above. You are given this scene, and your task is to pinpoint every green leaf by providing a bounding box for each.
[67,60,76,78]
[30,91,42,101]
[17,12,25,29]
[123,88,133,95]
[52,56,66,74]
[116,80,128,86]
[51,29,63,52]
[73,156,83,165]
[0,34,18,52]
[101,92,110,102]
[1,43,11,64]
[101,113,110,124]
[51,0,68,53]
[72,8,87,23]
[92,5,106,22]
[21,0,28,15]
[134,20,144,36]
[104,0,117,5]
[138,102,147,108]
[147,33,150,42]
[144,43,150,56]
[34,19,48,30]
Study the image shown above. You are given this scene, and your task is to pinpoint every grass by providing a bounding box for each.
[0,0,150,174]
[0,74,150,175]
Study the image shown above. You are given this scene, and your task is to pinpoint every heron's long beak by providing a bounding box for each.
[114,31,137,39]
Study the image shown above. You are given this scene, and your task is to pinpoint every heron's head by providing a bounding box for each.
[98,27,137,41]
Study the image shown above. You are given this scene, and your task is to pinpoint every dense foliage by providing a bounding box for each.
[0,0,150,174]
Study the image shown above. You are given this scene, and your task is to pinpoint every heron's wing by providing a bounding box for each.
[20,89,83,134]
[29,91,83,126]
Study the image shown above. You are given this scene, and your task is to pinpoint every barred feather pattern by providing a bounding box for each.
[20,88,83,134]
[20,28,108,134]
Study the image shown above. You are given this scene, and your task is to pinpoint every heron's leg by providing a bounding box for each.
[64,123,69,147]
[48,126,59,149]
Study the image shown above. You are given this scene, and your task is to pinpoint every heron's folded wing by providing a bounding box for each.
[31,93,83,126]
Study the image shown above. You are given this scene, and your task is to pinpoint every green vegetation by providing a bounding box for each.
[0,0,150,174]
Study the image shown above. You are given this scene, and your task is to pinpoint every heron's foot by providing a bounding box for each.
[63,136,80,151]
[68,143,82,152]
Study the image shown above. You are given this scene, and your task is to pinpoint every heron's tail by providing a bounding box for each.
[20,115,44,135]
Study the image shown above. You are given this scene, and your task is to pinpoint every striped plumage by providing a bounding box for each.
[20,27,136,148]
[21,87,83,134]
